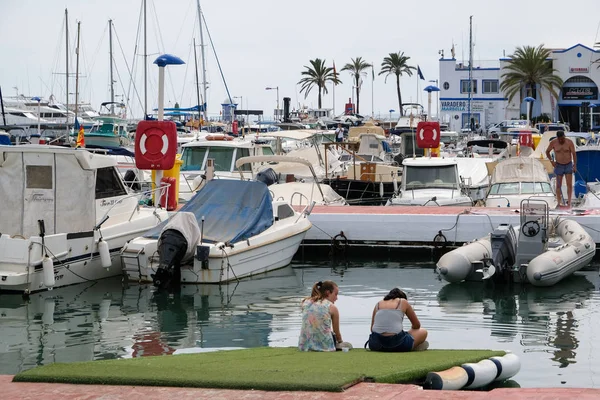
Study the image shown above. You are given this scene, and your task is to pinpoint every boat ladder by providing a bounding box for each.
[120,247,146,282]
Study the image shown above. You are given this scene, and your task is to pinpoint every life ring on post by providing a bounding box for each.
[134,120,177,170]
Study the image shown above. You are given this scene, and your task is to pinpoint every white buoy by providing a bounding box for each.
[490,353,521,381]
[42,298,55,325]
[424,366,469,390]
[42,256,55,290]
[99,239,111,269]
[462,359,498,389]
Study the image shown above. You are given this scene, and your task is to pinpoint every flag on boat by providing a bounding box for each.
[333,60,337,79]
[75,117,85,148]
[372,64,375,81]
[417,65,425,80]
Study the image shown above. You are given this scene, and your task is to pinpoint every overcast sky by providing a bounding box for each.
[2,0,599,120]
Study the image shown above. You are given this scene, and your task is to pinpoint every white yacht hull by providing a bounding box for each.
[0,210,167,294]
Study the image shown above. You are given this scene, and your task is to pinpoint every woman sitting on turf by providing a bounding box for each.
[298,280,343,351]
[367,288,428,352]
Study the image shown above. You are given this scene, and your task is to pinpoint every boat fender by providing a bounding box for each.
[490,353,521,381]
[42,256,55,290]
[99,239,111,269]
[379,181,384,198]
[392,175,398,193]
[423,366,468,390]
[461,359,498,389]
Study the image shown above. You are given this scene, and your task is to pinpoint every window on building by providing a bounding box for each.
[482,80,499,93]
[460,80,477,94]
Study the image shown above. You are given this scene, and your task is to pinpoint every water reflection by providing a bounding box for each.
[437,274,596,368]
[0,262,598,388]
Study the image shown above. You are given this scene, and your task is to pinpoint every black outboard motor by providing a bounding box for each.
[484,224,517,282]
[255,168,278,186]
[152,229,188,289]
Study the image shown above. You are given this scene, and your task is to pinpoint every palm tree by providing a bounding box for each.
[298,58,341,109]
[341,57,372,114]
[379,52,416,116]
[500,45,563,106]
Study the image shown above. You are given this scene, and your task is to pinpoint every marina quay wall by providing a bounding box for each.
[301,206,600,249]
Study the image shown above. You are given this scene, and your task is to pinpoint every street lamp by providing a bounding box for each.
[524,97,535,127]
[429,79,439,119]
[265,86,279,120]
[424,85,440,122]
[389,109,395,121]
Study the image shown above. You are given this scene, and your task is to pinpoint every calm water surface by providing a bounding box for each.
[1,260,599,389]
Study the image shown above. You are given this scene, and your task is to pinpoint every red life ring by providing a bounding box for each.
[139,131,169,158]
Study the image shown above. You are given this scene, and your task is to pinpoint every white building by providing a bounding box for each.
[439,43,600,132]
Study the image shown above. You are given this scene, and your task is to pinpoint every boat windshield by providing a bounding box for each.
[488,182,553,195]
[181,146,252,172]
[404,165,458,189]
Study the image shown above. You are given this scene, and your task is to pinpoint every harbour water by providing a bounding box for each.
[0,259,599,389]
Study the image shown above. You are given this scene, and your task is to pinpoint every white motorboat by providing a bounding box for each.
[436,199,595,287]
[387,157,473,206]
[121,179,313,286]
[484,156,557,208]
[236,155,347,207]
[178,134,275,201]
[0,145,168,294]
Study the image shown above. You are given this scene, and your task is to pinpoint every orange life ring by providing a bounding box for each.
[206,134,233,141]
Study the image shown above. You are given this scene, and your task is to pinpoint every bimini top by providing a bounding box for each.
[145,179,273,244]
[490,156,550,184]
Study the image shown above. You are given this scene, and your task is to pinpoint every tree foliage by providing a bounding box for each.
[379,52,415,116]
[298,58,341,110]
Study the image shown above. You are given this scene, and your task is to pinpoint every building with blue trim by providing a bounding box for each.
[438,43,600,132]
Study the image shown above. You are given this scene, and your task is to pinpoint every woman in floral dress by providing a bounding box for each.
[298,280,342,351]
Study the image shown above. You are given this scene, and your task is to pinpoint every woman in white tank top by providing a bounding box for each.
[368,288,428,352]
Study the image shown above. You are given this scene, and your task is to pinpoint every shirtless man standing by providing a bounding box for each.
[545,130,577,207]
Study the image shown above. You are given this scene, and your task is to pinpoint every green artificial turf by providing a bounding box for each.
[13,347,505,392]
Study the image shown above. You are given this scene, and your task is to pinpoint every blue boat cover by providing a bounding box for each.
[145,179,273,244]
[575,149,600,182]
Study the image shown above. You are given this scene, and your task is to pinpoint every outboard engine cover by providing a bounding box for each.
[255,167,278,186]
[153,229,188,289]
[487,224,517,278]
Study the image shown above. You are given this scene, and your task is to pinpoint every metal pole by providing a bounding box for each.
[468,15,473,131]
[143,0,147,119]
[276,86,280,121]
[65,8,69,132]
[0,86,6,126]
[197,0,208,119]
[75,21,81,138]
[193,37,201,127]
[109,20,114,114]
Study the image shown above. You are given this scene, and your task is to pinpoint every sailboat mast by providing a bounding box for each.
[75,21,81,133]
[193,37,202,125]
[109,19,115,114]
[197,0,208,119]
[65,8,70,131]
[468,15,473,132]
[143,0,148,119]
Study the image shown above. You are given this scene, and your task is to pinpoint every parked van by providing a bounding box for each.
[488,120,528,135]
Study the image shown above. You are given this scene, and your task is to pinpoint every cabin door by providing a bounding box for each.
[22,152,56,236]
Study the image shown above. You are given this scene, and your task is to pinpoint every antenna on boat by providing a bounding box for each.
[468,15,473,134]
